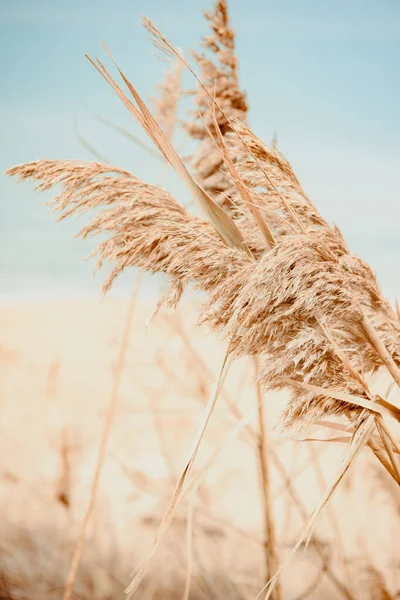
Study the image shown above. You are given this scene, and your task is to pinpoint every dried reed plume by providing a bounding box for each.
[9,144,399,431]
[185,0,248,213]
[6,0,400,594]
[152,62,183,143]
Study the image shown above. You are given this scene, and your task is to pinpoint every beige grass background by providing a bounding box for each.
[1,297,398,599]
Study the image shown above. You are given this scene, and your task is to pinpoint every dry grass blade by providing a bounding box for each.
[308,444,352,594]
[318,319,368,391]
[377,415,400,454]
[313,420,400,457]
[182,489,196,600]
[94,115,162,160]
[375,416,400,483]
[254,357,281,600]
[152,62,182,142]
[86,47,252,258]
[368,435,400,482]
[269,452,355,600]
[301,413,376,546]
[210,104,276,249]
[293,435,353,444]
[63,275,141,600]
[284,377,400,422]
[315,420,354,433]
[74,121,109,163]
[262,413,376,599]
[361,313,400,388]
[125,350,231,597]
[181,416,249,500]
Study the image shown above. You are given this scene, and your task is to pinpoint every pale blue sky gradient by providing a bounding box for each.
[1,0,399,299]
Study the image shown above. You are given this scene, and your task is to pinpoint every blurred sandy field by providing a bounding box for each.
[0,297,399,599]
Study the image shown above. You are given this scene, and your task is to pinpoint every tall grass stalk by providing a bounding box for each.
[254,357,281,600]
[63,276,142,600]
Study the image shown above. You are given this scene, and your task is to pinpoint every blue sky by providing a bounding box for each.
[1,0,399,299]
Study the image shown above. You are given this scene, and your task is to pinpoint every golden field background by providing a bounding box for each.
[1,296,398,599]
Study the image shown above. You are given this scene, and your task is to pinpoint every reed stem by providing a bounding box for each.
[254,357,281,600]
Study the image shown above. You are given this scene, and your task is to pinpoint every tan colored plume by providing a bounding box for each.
[185,0,249,213]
